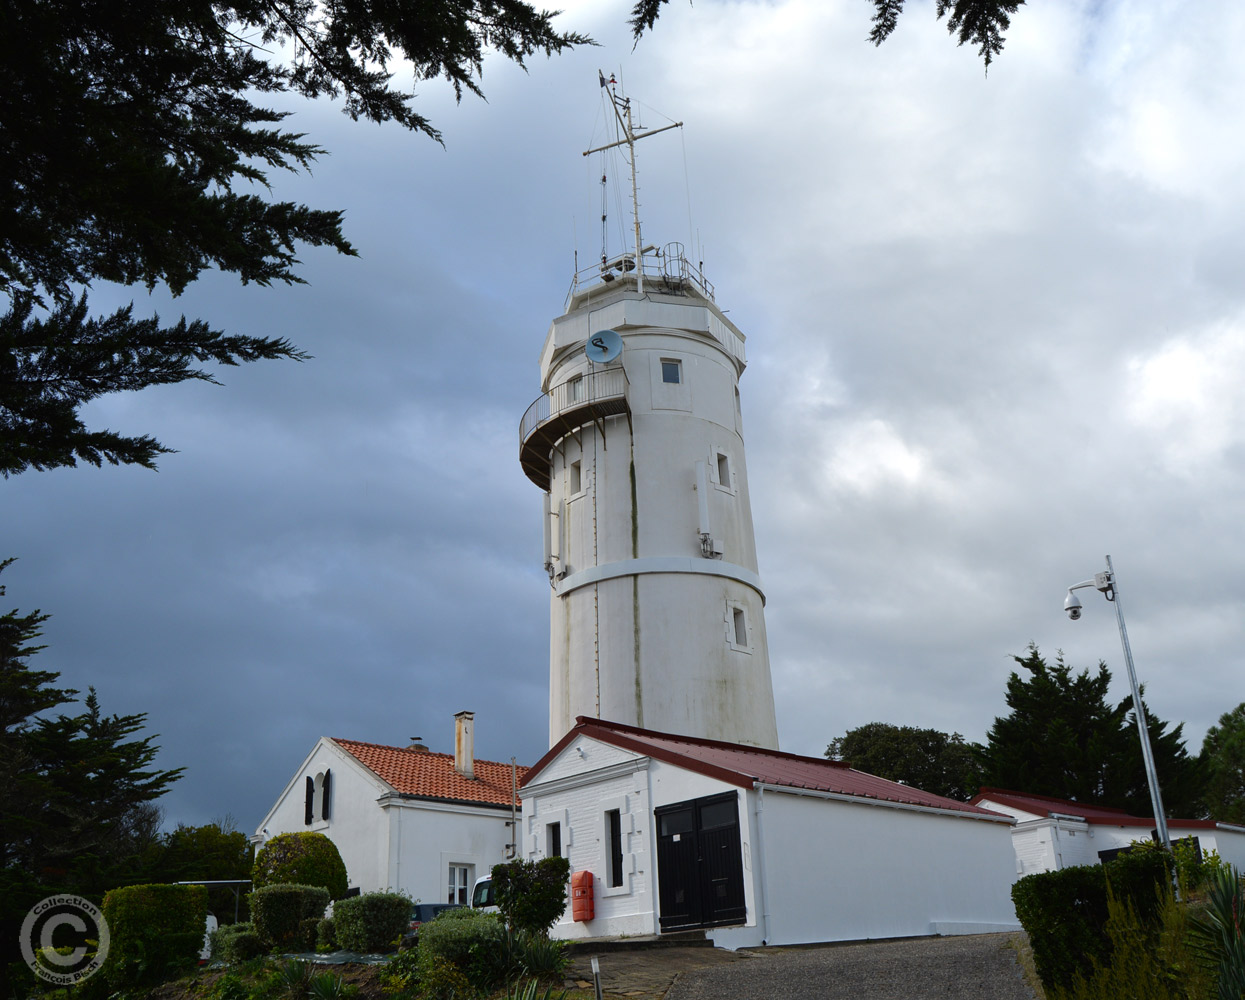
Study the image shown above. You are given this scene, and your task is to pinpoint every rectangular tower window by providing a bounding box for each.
[716,452,730,487]
[733,607,747,647]
[605,809,624,887]
[661,359,682,384]
[569,460,582,496]
[546,822,562,858]
[568,375,584,402]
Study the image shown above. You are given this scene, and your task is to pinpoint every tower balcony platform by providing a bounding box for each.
[519,365,630,491]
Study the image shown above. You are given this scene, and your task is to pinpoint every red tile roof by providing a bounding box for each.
[526,718,1008,821]
[971,788,1217,829]
[332,738,528,809]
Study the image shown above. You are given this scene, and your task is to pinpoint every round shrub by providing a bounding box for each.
[250,884,330,950]
[316,917,336,951]
[211,922,267,963]
[252,832,349,899]
[101,883,207,989]
[417,908,507,990]
[332,892,410,952]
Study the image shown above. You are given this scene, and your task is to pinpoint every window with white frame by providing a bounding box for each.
[306,769,332,824]
[661,359,682,384]
[569,459,582,497]
[447,864,471,904]
[605,809,624,888]
[727,602,751,653]
[546,821,562,858]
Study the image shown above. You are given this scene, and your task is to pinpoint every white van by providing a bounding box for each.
[470,876,498,912]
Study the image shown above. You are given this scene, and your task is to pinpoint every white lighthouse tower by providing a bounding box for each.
[518,83,779,750]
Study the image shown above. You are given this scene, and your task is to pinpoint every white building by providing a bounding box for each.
[252,712,524,905]
[972,788,1245,876]
[518,247,778,750]
[520,717,1021,948]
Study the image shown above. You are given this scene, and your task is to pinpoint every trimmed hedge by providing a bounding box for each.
[101,883,207,989]
[1012,844,1175,992]
[252,832,349,899]
[316,917,336,951]
[250,884,330,950]
[333,892,410,953]
[416,908,507,991]
[210,922,266,963]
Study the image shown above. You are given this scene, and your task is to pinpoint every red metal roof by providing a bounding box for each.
[526,718,1007,821]
[332,738,528,808]
[971,788,1217,829]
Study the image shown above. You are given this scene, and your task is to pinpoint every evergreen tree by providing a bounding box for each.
[0,563,181,991]
[1,0,589,473]
[826,722,984,800]
[981,645,1202,817]
[630,1,1025,69]
[1200,702,1245,824]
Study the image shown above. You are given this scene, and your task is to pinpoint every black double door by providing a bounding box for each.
[655,792,746,931]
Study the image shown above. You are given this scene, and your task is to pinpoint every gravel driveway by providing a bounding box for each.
[665,934,1040,1000]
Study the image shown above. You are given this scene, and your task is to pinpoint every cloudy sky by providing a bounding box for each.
[9,0,1245,831]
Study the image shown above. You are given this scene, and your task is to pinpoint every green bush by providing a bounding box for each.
[491,857,571,937]
[211,922,268,963]
[274,959,314,1000]
[210,973,255,1000]
[100,882,207,989]
[417,908,507,991]
[250,884,330,950]
[1054,880,1212,1000]
[510,930,569,981]
[316,917,336,951]
[1189,865,1245,999]
[332,892,410,953]
[1012,846,1175,993]
[379,947,422,995]
[252,833,349,899]
[416,954,470,1000]
[308,971,357,1000]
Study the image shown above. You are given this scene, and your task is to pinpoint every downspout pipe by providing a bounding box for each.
[752,784,770,946]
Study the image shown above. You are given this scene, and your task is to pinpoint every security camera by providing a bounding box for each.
[1064,591,1083,621]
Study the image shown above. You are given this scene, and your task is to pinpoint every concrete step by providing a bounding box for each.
[565,930,711,953]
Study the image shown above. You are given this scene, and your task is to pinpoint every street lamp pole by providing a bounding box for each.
[1064,555,1171,850]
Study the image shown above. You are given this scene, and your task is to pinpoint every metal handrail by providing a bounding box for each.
[519,365,629,445]
[566,243,714,307]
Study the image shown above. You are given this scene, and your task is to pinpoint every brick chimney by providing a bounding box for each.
[454,711,475,779]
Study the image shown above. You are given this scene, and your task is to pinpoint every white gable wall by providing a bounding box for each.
[254,739,392,893]
[523,737,659,939]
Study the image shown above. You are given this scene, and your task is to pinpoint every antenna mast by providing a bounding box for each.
[584,72,682,296]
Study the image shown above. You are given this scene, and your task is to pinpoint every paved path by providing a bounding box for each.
[666,935,1039,1000]
[569,934,1039,1000]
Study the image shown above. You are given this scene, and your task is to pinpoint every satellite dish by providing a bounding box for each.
[586,329,622,364]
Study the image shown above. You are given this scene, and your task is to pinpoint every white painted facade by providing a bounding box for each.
[975,793,1245,876]
[252,737,516,906]
[522,730,1020,948]
[520,266,778,750]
